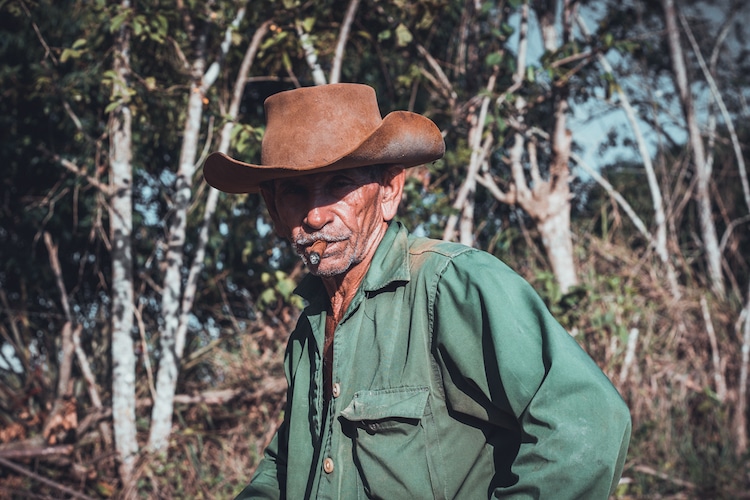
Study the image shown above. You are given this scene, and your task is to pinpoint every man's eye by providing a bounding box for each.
[329,177,356,189]
[279,184,305,196]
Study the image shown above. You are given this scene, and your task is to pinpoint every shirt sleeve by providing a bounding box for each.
[234,418,287,500]
[432,249,631,499]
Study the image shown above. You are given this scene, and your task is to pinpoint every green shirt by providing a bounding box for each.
[238,222,631,499]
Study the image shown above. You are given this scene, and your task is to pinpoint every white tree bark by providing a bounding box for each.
[662,0,725,297]
[443,74,496,245]
[454,0,578,294]
[679,11,750,214]
[576,14,680,299]
[522,0,579,294]
[147,6,247,453]
[736,282,750,455]
[109,0,138,482]
[329,0,361,84]
[298,23,327,86]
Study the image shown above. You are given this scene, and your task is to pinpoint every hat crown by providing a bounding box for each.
[261,84,383,167]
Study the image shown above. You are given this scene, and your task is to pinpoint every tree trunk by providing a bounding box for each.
[109,0,138,483]
[147,7,249,453]
[147,72,205,453]
[662,0,725,297]
[529,0,579,293]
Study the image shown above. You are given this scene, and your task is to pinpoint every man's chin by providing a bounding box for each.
[308,265,348,278]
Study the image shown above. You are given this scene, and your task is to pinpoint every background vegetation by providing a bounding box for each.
[1,0,749,498]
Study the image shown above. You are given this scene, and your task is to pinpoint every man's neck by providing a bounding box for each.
[320,222,388,322]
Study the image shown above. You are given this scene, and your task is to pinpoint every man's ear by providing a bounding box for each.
[380,165,406,222]
[260,183,290,239]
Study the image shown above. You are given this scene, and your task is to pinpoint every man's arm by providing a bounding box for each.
[433,250,631,499]
[234,418,288,500]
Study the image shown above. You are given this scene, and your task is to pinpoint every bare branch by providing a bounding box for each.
[43,232,73,322]
[576,13,680,298]
[0,455,95,500]
[416,43,457,105]
[679,12,750,214]
[700,296,726,402]
[443,73,496,243]
[297,23,327,86]
[571,152,651,242]
[497,0,528,107]
[54,155,111,195]
[330,0,361,84]
[736,281,750,455]
[662,0,724,296]
[619,328,639,385]
[476,171,512,203]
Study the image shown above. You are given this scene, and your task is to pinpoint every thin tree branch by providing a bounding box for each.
[443,73,497,243]
[416,43,457,105]
[72,323,113,447]
[736,281,750,455]
[570,152,652,242]
[700,296,726,402]
[679,12,750,214]
[0,456,95,500]
[330,0,361,84]
[576,13,680,298]
[297,23,327,85]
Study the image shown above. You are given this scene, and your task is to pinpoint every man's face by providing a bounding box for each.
[262,166,400,278]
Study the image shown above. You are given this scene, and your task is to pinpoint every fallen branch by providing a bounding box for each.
[736,281,750,455]
[0,455,95,500]
[619,327,639,385]
[136,378,287,408]
[72,325,113,447]
[0,440,73,460]
[632,464,696,489]
[701,296,727,402]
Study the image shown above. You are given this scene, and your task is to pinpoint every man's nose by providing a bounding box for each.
[303,195,333,230]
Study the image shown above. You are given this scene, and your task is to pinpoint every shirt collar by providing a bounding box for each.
[294,222,411,304]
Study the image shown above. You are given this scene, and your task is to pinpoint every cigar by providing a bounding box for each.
[308,240,327,265]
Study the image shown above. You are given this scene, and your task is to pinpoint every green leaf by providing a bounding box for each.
[110,11,129,33]
[277,278,296,299]
[261,272,272,285]
[258,288,277,308]
[301,17,315,33]
[104,101,120,113]
[60,48,81,63]
[485,52,503,67]
[395,24,412,47]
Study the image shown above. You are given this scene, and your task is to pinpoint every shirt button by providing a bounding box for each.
[323,457,334,474]
[332,382,341,398]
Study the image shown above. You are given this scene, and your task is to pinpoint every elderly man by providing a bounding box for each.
[204,83,631,500]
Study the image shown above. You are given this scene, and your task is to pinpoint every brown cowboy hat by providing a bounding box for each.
[203,83,445,194]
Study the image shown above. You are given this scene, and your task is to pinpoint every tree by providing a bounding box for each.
[661,0,724,297]
[108,0,138,482]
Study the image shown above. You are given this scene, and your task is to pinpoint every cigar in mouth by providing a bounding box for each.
[308,240,328,265]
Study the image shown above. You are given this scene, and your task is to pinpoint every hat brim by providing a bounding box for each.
[203,111,444,194]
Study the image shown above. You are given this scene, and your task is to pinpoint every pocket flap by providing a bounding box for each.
[340,387,429,421]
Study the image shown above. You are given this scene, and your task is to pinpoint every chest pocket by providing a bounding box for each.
[340,387,444,500]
